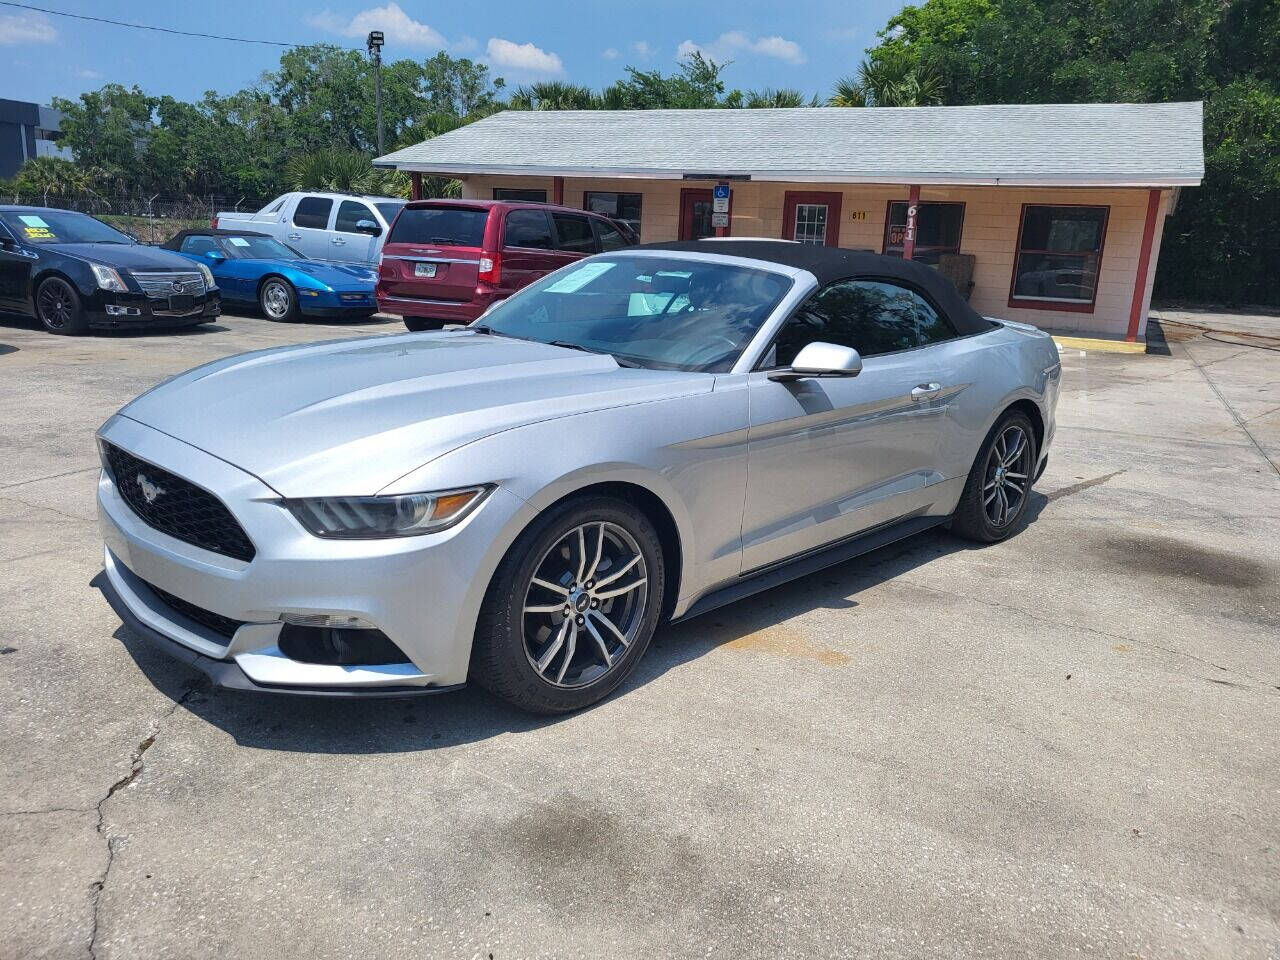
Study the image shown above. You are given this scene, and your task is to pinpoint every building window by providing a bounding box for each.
[1011,204,1109,308]
[493,188,547,202]
[584,191,643,239]
[782,191,843,246]
[883,202,965,264]
[793,205,829,245]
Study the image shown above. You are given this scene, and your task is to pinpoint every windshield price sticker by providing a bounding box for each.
[228,236,250,247]
[545,261,615,293]
[18,214,55,240]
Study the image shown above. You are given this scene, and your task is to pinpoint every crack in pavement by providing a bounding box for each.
[1044,469,1128,502]
[1183,344,1280,479]
[87,683,202,960]
[0,466,100,491]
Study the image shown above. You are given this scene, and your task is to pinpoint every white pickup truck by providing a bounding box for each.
[213,192,406,265]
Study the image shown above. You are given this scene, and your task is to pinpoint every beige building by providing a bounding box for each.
[377,103,1204,342]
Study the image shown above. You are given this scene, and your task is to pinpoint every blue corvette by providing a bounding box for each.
[160,229,378,321]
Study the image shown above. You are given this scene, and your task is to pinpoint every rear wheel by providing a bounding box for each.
[471,496,665,714]
[404,317,444,332]
[36,277,90,335]
[951,410,1038,543]
[259,278,299,322]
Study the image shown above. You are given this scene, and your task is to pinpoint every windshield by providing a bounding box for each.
[0,210,133,245]
[219,235,300,260]
[388,206,487,247]
[475,255,792,373]
[374,200,406,224]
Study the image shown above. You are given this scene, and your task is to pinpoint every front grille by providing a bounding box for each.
[103,442,256,562]
[130,271,206,297]
[339,293,372,302]
[143,579,246,639]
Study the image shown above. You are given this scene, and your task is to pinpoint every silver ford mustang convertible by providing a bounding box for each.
[97,241,1060,713]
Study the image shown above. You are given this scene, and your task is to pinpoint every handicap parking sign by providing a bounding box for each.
[713,184,731,200]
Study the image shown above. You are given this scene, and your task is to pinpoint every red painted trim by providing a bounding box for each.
[781,190,843,246]
[1125,189,1162,342]
[882,199,966,257]
[552,176,564,205]
[902,184,920,260]
[1007,202,1110,315]
[409,172,422,200]
[679,188,733,240]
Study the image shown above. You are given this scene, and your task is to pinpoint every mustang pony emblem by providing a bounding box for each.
[136,473,166,505]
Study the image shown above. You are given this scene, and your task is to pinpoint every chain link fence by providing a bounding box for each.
[0,193,272,244]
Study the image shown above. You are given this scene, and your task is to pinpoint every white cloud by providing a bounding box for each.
[827,27,858,41]
[0,10,57,45]
[631,40,652,59]
[602,47,620,60]
[76,68,102,79]
[453,35,478,54]
[678,31,806,65]
[486,37,564,75]
[308,3,445,49]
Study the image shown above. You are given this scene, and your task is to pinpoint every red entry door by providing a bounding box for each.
[782,191,843,246]
[679,189,716,241]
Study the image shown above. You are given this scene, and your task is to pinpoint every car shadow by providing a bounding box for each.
[0,312,230,337]
[0,343,16,357]
[114,492,1048,755]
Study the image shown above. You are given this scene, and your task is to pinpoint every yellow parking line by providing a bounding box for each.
[1052,335,1147,355]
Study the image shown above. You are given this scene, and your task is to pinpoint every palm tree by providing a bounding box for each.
[13,157,90,203]
[284,149,378,192]
[508,82,595,110]
[742,88,811,108]
[829,59,944,107]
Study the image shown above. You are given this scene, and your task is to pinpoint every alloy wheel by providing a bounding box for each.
[37,279,75,330]
[262,281,291,319]
[983,424,1032,527]
[521,521,649,688]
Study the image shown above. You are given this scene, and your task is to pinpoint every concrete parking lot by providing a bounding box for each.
[2,307,1278,960]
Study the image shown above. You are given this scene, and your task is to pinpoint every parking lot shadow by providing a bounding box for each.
[109,493,1048,754]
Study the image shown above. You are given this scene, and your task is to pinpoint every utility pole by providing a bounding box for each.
[367,30,385,155]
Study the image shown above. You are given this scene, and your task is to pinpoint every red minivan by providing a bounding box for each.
[376,199,639,331]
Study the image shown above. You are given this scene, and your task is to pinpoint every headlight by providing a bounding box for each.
[196,262,215,289]
[90,262,127,292]
[283,486,490,538]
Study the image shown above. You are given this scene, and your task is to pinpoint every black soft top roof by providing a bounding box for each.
[158,228,270,250]
[639,240,991,336]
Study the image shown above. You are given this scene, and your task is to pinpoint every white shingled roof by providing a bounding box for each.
[375,102,1203,187]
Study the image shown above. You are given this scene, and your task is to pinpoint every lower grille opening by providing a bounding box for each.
[143,580,246,640]
[277,624,411,666]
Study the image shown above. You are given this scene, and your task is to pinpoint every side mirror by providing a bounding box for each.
[205,251,226,264]
[768,341,863,382]
[0,236,16,251]
[355,219,382,236]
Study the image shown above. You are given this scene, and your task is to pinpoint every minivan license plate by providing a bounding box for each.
[414,262,437,278]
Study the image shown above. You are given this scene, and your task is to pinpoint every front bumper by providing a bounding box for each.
[90,289,221,329]
[96,415,528,695]
[299,289,378,317]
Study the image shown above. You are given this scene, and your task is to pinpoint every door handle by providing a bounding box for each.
[286,233,301,240]
[911,382,942,401]
[331,237,346,245]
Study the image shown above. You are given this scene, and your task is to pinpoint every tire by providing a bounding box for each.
[35,276,90,335]
[258,277,299,322]
[404,317,444,332]
[471,496,665,714]
[951,409,1038,543]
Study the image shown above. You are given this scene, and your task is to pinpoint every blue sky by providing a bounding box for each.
[2,0,905,106]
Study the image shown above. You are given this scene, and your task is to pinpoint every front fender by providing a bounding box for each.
[382,380,752,612]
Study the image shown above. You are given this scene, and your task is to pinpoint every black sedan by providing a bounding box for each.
[0,206,221,335]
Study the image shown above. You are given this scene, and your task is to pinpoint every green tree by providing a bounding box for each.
[853,0,1280,303]
[52,84,153,189]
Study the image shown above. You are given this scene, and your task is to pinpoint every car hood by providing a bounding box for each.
[44,243,198,271]
[274,259,376,287]
[118,331,713,496]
